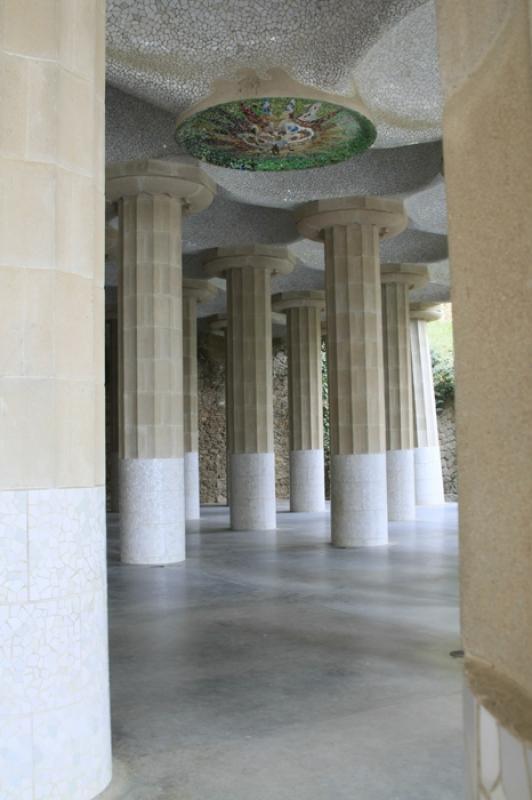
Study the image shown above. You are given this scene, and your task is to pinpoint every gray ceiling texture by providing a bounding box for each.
[105,0,450,316]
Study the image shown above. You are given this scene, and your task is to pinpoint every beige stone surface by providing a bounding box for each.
[296,199,407,458]
[117,193,184,459]
[437,0,532,718]
[294,196,407,243]
[272,291,325,452]
[183,279,217,453]
[107,159,216,213]
[205,247,294,455]
[0,0,105,491]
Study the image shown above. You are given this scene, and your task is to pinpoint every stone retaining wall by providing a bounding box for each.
[198,334,458,505]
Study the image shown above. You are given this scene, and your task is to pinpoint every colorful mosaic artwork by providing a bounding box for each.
[175,97,376,171]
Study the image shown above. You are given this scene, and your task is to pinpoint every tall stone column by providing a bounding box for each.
[105,310,120,513]
[381,264,427,520]
[208,314,232,505]
[296,198,407,547]
[409,303,445,505]
[205,247,294,530]
[107,160,215,564]
[273,291,326,512]
[437,1,532,796]
[0,2,112,797]
[183,279,217,520]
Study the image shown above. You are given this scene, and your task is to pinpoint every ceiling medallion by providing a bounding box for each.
[175,70,376,172]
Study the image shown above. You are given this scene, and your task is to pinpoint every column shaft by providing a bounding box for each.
[410,314,445,504]
[183,279,216,520]
[227,267,275,529]
[183,295,199,519]
[106,316,120,512]
[118,193,185,563]
[437,0,532,792]
[225,324,234,505]
[382,282,415,520]
[324,224,388,545]
[283,301,325,511]
[0,2,111,797]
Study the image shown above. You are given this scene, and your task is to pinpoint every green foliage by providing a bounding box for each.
[432,351,455,411]
[427,318,453,358]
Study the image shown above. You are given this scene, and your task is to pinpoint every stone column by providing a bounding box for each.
[437,1,532,796]
[409,303,445,505]
[296,198,407,547]
[272,291,326,512]
[208,315,232,505]
[183,279,217,520]
[0,2,112,797]
[107,160,215,564]
[205,247,294,530]
[381,264,428,520]
[105,312,120,512]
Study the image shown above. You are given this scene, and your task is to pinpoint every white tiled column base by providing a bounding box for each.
[386,448,416,521]
[230,453,276,531]
[464,684,532,800]
[0,486,111,800]
[184,451,200,521]
[331,453,388,547]
[414,446,445,505]
[120,458,185,565]
[290,449,325,512]
[109,451,120,513]
[226,451,231,506]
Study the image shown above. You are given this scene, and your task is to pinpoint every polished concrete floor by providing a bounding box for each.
[100,502,464,800]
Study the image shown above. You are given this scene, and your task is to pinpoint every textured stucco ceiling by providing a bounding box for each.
[106,0,439,146]
[104,0,450,308]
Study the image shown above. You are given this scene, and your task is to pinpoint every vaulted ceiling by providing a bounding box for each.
[105,0,450,315]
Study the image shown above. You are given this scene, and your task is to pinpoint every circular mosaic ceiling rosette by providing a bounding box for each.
[175,69,376,171]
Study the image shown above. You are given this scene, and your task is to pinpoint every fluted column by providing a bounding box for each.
[205,247,294,530]
[273,291,326,512]
[296,198,407,547]
[106,312,120,512]
[409,303,445,505]
[183,279,217,520]
[107,160,215,564]
[0,2,111,797]
[381,265,428,520]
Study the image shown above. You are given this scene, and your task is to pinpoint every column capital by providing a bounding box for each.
[295,196,407,242]
[410,302,443,322]
[381,263,428,290]
[272,289,325,313]
[106,158,216,214]
[203,245,295,278]
[183,278,218,304]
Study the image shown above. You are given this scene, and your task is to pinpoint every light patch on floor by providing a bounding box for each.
[100,503,463,800]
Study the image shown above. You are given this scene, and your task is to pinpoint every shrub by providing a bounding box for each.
[432,351,455,411]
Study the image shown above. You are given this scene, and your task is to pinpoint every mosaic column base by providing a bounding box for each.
[230,453,276,531]
[386,448,416,521]
[290,449,325,512]
[109,451,120,513]
[0,486,111,800]
[184,451,200,521]
[414,445,445,505]
[331,453,388,547]
[119,458,185,564]
[464,684,532,800]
